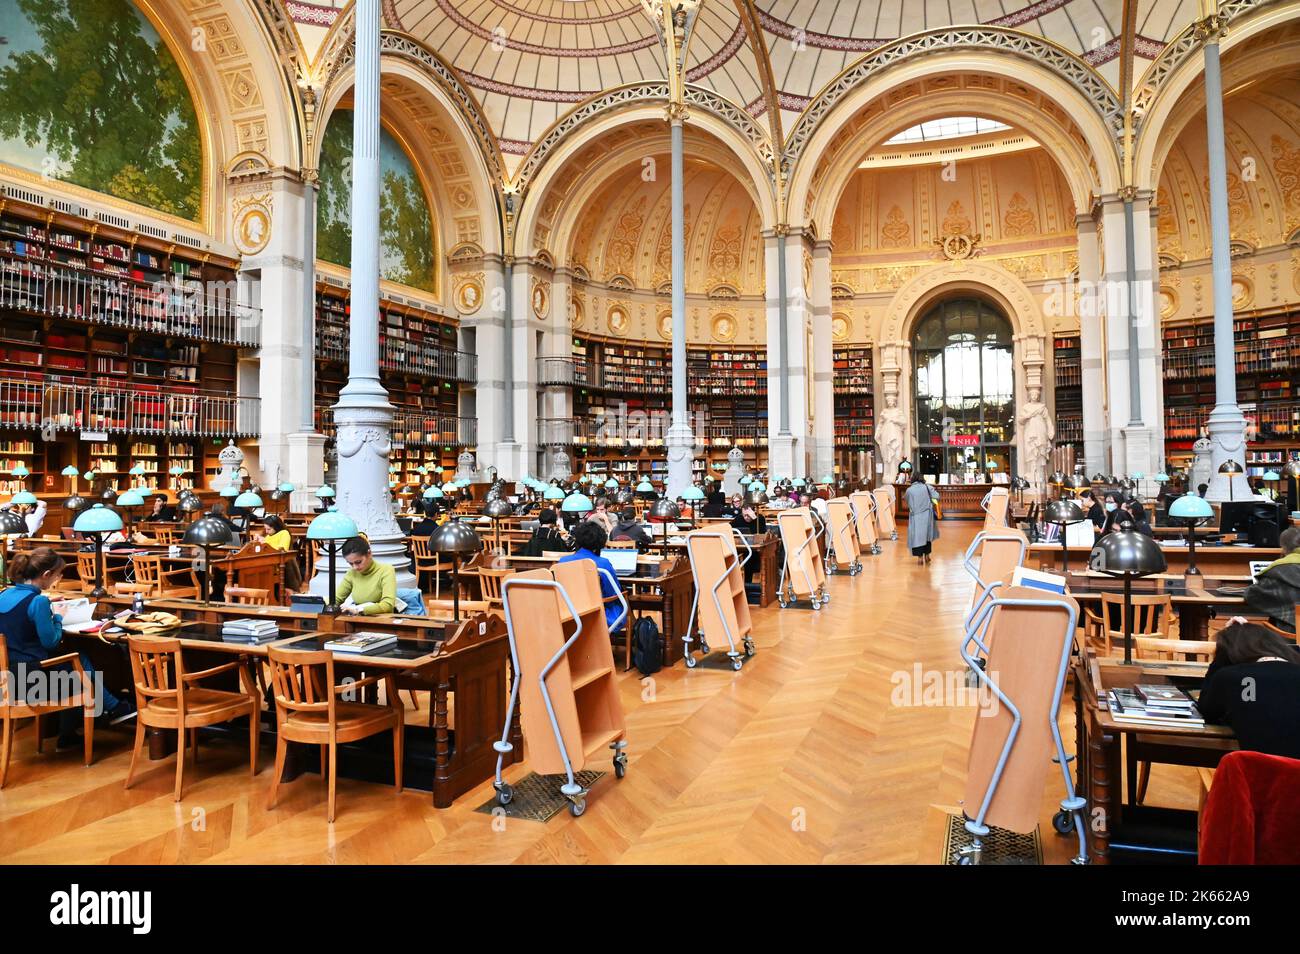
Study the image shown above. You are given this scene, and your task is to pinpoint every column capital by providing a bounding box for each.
[1193,11,1229,44]
[666,102,688,124]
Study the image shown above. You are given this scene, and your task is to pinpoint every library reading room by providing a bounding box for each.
[1,0,1299,898]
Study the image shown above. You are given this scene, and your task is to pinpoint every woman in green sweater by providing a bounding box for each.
[337,537,397,616]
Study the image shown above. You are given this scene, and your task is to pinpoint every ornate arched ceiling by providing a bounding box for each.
[569,157,763,294]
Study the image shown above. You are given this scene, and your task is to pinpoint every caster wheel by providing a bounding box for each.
[614,756,627,779]
[684,654,698,668]
[569,799,586,817]
[778,600,788,609]
[496,783,513,806]
[699,641,711,655]
[731,657,744,671]
[812,600,822,611]
[1052,810,1074,835]
[744,638,755,657]
[958,855,974,866]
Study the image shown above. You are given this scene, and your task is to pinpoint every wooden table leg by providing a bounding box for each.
[432,675,453,809]
[1087,714,1118,864]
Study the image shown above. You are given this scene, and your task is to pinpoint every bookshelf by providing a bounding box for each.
[1162,307,1300,471]
[1052,334,1083,449]
[833,345,874,452]
[313,283,474,485]
[0,194,258,499]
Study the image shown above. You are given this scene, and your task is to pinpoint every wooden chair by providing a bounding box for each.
[226,586,272,606]
[123,637,260,801]
[410,537,451,599]
[151,526,179,545]
[76,551,109,594]
[132,553,198,599]
[1134,637,1216,663]
[265,646,403,823]
[113,582,153,598]
[477,567,515,606]
[0,636,96,786]
[1085,592,1175,656]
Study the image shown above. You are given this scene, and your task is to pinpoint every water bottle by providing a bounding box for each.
[132,590,144,615]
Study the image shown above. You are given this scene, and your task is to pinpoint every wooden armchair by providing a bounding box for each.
[226,586,272,606]
[76,551,117,595]
[477,567,515,606]
[265,646,404,823]
[132,554,198,599]
[1084,592,1175,656]
[410,537,452,599]
[123,637,261,801]
[0,637,96,787]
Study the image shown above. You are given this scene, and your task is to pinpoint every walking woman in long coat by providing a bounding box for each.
[905,474,940,565]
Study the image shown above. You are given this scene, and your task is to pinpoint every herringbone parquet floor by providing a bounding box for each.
[0,523,1201,864]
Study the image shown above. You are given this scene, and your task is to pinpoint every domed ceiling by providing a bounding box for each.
[282,0,1212,171]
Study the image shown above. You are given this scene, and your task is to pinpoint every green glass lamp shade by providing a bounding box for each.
[749,482,766,494]
[74,504,124,534]
[1131,472,1144,480]
[1169,495,1214,521]
[791,478,806,488]
[116,489,146,507]
[10,464,28,477]
[682,485,706,501]
[306,510,358,541]
[183,515,234,547]
[544,485,566,501]
[562,492,594,513]
[635,479,654,493]
[604,478,618,489]
[1154,473,1170,483]
[220,485,239,498]
[739,475,752,486]
[1088,529,1167,577]
[0,511,28,535]
[234,490,264,509]
[169,465,185,476]
[1218,460,1243,474]
[278,482,295,492]
[442,481,458,492]
[484,499,514,519]
[898,461,913,472]
[1263,470,1280,481]
[129,463,145,476]
[1044,499,1086,525]
[10,490,38,506]
[455,478,470,488]
[648,498,680,522]
[61,466,79,477]
[430,520,482,555]
[83,471,96,482]
[819,474,834,484]
[423,486,443,499]
[315,485,335,499]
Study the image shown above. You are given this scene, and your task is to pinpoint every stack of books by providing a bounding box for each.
[1107,685,1204,727]
[221,619,280,644]
[323,632,398,655]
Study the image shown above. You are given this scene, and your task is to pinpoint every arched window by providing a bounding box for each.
[912,298,1015,480]
[316,109,438,295]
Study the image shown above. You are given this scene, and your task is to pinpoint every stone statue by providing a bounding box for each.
[877,393,906,479]
[1016,386,1054,492]
[213,439,243,491]
[548,448,572,483]
[722,447,745,496]
[1191,433,1214,492]
[455,450,477,481]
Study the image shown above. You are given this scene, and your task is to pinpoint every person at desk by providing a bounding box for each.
[520,508,571,556]
[258,514,302,592]
[700,492,730,519]
[0,548,132,747]
[609,507,653,550]
[337,537,397,616]
[409,500,441,538]
[559,521,624,632]
[205,501,242,544]
[1079,489,1105,531]
[1101,495,1152,536]
[768,489,796,510]
[1244,526,1300,633]
[146,495,176,522]
[586,497,615,534]
[732,502,766,536]
[1197,620,1300,759]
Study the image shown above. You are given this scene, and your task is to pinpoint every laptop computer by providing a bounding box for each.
[601,548,639,578]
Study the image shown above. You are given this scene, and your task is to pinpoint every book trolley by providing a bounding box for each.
[848,490,882,555]
[491,560,630,816]
[981,488,1011,529]
[825,497,862,575]
[961,528,1029,630]
[682,526,756,671]
[872,487,898,540]
[958,583,1088,865]
[776,508,828,609]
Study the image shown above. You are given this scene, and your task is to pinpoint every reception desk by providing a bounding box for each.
[895,482,1003,520]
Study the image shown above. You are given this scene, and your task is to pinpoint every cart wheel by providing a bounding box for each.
[614,755,627,779]
[684,653,698,669]
[569,798,586,817]
[957,854,975,866]
[812,599,822,611]
[497,783,513,806]
[731,656,744,671]
[744,638,755,657]
[699,640,710,655]
[778,599,789,609]
[1052,810,1074,835]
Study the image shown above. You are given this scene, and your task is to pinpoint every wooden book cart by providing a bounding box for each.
[682,526,756,670]
[825,497,862,575]
[959,583,1087,865]
[960,528,1029,632]
[981,488,1011,530]
[776,508,828,610]
[848,490,882,556]
[491,559,629,816]
[872,487,898,540]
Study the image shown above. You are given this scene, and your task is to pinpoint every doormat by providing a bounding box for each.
[473,769,607,823]
[942,812,1042,865]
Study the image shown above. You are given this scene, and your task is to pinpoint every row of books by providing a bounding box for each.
[1107,685,1204,728]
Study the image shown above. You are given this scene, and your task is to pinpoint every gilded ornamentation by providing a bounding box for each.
[941,200,971,236]
[1273,134,1300,224]
[831,313,851,342]
[707,223,742,282]
[531,278,551,319]
[453,273,485,315]
[231,192,272,255]
[657,310,672,340]
[607,303,630,336]
[879,205,910,248]
[607,197,646,275]
[711,313,737,343]
[1231,274,1253,310]
[1001,193,1037,237]
[569,293,585,329]
[1159,285,1179,319]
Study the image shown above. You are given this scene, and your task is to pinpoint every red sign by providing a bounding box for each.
[945,434,980,447]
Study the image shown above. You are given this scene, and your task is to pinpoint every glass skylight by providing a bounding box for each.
[884,117,1012,145]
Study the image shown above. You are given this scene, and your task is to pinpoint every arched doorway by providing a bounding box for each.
[911,298,1015,481]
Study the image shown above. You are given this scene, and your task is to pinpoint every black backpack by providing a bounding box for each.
[631,616,662,676]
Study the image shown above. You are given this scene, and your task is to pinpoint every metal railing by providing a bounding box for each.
[314,405,477,449]
[317,324,476,382]
[538,356,771,396]
[0,253,261,346]
[0,374,259,437]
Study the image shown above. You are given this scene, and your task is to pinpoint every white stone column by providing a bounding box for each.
[810,238,835,478]
[327,0,413,587]
[1075,212,1108,474]
[764,228,812,477]
[664,112,695,497]
[539,268,574,477]
[1198,17,1253,500]
[470,255,508,464]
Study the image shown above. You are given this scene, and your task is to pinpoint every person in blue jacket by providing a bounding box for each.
[558,521,625,632]
[0,548,131,748]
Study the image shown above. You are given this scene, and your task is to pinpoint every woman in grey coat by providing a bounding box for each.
[904,474,940,564]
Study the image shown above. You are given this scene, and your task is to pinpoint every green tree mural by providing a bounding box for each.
[316,109,438,295]
[0,0,201,220]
